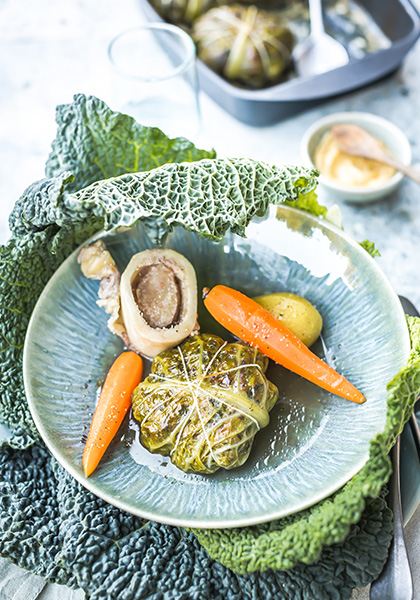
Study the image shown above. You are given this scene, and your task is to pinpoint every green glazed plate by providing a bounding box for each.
[23,206,410,528]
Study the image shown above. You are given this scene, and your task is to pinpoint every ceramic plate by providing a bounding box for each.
[23,206,410,528]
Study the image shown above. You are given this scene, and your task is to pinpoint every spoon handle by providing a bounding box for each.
[382,156,420,185]
[370,436,413,600]
[308,0,326,36]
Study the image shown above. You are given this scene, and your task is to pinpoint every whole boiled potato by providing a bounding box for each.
[253,292,322,347]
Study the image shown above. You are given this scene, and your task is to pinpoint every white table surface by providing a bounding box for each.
[1,0,420,598]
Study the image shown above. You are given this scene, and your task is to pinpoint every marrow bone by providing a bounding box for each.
[78,241,198,358]
[120,249,198,357]
[132,264,181,329]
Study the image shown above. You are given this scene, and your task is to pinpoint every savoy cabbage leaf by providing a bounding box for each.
[285,185,327,217]
[45,94,216,193]
[10,158,319,242]
[0,95,418,598]
[0,441,392,600]
[359,239,381,258]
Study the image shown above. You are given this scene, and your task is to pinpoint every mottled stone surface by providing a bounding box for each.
[1,0,419,598]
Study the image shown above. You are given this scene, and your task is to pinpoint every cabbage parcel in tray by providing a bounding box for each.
[78,244,365,476]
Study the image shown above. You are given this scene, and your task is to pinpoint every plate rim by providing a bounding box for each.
[23,207,411,529]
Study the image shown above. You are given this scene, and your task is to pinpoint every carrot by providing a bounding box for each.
[203,285,365,404]
[83,351,143,476]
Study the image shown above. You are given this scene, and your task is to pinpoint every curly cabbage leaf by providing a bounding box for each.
[359,239,381,258]
[132,334,278,473]
[10,158,319,243]
[0,95,418,598]
[45,94,216,193]
[285,185,327,217]
[0,441,392,600]
[0,218,103,441]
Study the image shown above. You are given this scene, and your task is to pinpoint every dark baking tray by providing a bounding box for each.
[140,0,420,126]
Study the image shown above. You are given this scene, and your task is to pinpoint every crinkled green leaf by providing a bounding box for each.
[0,441,392,600]
[8,172,74,236]
[0,217,106,441]
[45,94,216,192]
[287,184,326,217]
[359,240,381,258]
[10,158,319,243]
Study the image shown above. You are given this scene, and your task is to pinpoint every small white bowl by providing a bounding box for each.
[301,112,412,203]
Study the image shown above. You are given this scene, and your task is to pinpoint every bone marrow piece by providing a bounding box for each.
[120,249,198,357]
[131,264,181,329]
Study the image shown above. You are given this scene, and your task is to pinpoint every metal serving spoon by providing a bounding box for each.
[294,0,349,77]
[331,124,420,184]
[370,294,420,600]
[370,436,413,600]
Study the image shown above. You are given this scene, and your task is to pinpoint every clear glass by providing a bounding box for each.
[107,24,201,141]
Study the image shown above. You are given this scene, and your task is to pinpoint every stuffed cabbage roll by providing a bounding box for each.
[192,4,295,89]
[131,333,278,474]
